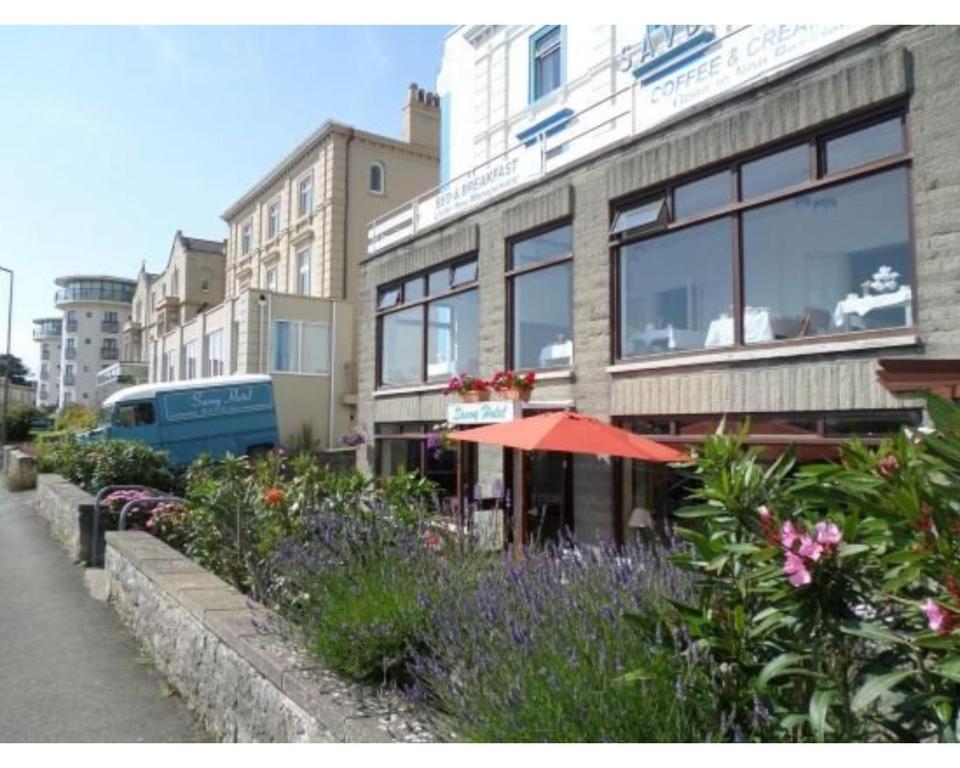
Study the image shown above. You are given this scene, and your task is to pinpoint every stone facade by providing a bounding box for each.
[105,531,440,743]
[358,26,960,544]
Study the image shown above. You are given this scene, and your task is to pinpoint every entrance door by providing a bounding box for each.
[506,449,573,547]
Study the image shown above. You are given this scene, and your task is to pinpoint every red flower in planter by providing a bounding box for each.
[876,453,900,479]
[263,488,285,507]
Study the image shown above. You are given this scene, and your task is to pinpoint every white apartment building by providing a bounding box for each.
[141,85,440,449]
[53,275,135,408]
[32,317,62,408]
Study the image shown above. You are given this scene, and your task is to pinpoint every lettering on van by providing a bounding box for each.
[163,385,272,422]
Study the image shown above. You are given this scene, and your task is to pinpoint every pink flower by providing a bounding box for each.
[877,454,900,479]
[814,521,843,551]
[798,534,824,562]
[784,553,812,587]
[758,505,772,522]
[780,521,800,550]
[923,599,950,634]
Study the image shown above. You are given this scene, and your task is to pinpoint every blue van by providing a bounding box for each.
[95,374,280,466]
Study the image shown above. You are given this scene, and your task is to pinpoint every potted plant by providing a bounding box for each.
[443,373,490,402]
[491,370,536,402]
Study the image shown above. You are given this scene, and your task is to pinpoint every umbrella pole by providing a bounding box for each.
[513,447,526,559]
[456,439,464,549]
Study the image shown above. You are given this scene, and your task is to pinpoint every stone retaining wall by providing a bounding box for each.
[4,447,37,491]
[35,474,95,562]
[104,531,439,743]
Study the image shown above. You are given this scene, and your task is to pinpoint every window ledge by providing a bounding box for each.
[607,332,920,375]
[528,367,575,382]
[374,383,447,398]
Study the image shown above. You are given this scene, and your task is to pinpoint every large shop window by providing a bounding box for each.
[612,112,912,360]
[509,223,574,370]
[377,257,479,388]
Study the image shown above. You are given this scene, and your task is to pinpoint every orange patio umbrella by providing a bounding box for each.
[448,410,687,462]
[448,411,686,551]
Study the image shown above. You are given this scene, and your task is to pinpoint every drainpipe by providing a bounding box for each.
[342,128,355,300]
[328,302,337,449]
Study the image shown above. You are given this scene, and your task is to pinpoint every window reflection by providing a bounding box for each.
[825,117,903,174]
[381,307,423,385]
[742,145,810,200]
[513,261,573,369]
[743,169,911,342]
[620,219,733,357]
[427,290,479,380]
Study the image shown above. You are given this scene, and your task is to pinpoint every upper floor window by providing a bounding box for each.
[267,200,280,238]
[377,257,479,387]
[265,267,277,293]
[200,269,211,292]
[170,268,179,296]
[531,26,563,102]
[205,329,224,377]
[297,248,311,295]
[241,221,252,255]
[613,111,911,361]
[298,175,313,218]
[369,162,385,194]
[508,223,573,370]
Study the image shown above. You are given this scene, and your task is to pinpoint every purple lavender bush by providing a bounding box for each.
[408,539,718,741]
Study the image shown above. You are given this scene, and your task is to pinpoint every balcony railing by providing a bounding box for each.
[66,320,77,332]
[367,24,865,255]
[63,374,76,386]
[97,361,148,388]
[33,323,62,339]
[64,347,77,360]
[55,283,135,305]
[39,370,49,381]
[100,347,119,360]
[101,320,120,334]
[41,349,50,360]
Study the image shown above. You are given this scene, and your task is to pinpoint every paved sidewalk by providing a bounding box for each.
[0,485,207,742]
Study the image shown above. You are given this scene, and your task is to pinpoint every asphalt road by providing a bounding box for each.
[0,485,207,742]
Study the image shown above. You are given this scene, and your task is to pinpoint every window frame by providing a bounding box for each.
[529,25,565,104]
[241,220,252,255]
[506,219,575,372]
[269,319,331,376]
[267,199,280,239]
[375,254,479,390]
[369,161,385,195]
[609,106,914,364]
[297,174,313,219]
[296,248,311,295]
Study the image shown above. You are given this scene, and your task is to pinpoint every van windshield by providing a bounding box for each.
[98,406,113,429]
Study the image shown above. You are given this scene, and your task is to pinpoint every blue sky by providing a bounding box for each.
[0,25,449,374]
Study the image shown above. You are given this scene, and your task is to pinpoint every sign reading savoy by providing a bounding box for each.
[447,400,521,425]
[637,25,866,125]
[164,385,272,422]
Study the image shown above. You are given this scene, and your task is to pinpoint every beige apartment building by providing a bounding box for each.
[135,85,440,449]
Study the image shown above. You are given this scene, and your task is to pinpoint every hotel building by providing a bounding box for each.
[358,25,960,547]
[135,85,440,449]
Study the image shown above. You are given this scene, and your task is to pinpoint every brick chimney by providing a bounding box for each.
[402,82,440,151]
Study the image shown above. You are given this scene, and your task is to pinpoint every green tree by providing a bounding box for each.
[0,354,30,385]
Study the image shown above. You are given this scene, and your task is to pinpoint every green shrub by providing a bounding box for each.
[632,400,960,743]
[41,437,178,495]
[54,403,98,433]
[2,403,42,443]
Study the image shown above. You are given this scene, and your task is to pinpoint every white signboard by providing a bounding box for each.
[634,25,868,130]
[447,400,521,425]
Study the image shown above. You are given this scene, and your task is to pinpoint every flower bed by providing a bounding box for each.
[118,395,960,743]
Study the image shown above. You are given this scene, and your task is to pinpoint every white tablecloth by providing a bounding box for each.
[832,286,912,328]
[539,340,573,367]
[705,308,776,347]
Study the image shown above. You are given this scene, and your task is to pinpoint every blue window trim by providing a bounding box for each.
[528,25,565,105]
[516,107,574,146]
[632,28,716,85]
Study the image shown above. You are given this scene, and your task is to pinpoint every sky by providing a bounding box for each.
[0,25,449,376]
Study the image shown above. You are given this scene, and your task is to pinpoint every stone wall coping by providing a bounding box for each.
[105,530,440,743]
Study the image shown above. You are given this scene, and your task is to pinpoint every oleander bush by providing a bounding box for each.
[628,394,960,743]
[1,403,43,443]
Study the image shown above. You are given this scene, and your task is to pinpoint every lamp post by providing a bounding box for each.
[0,266,13,445]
